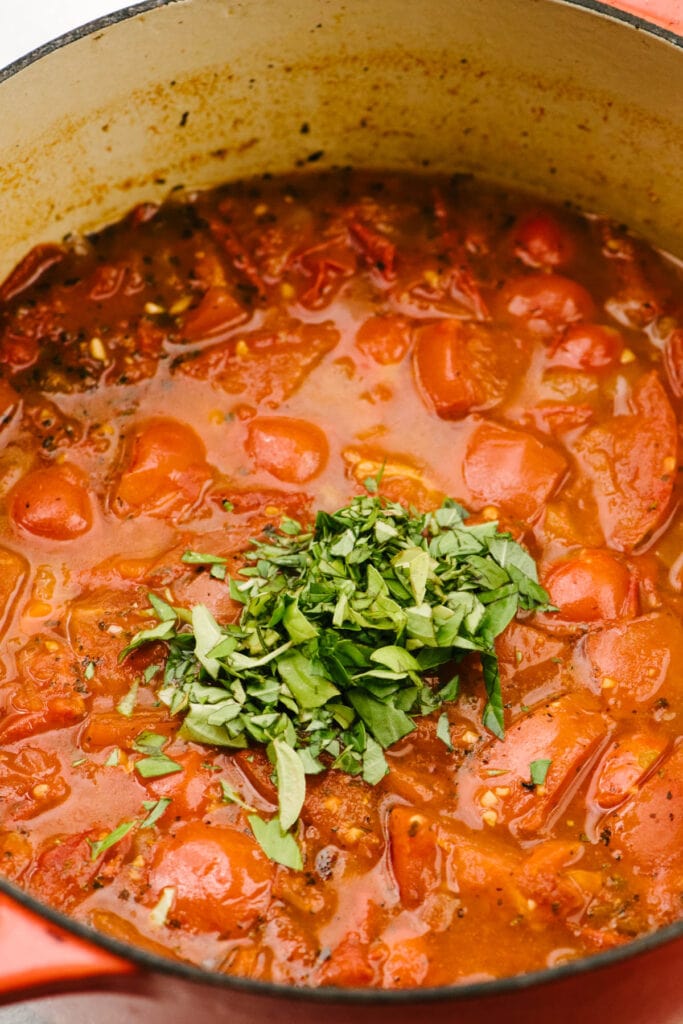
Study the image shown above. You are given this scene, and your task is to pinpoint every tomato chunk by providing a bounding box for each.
[148,822,274,936]
[575,372,677,551]
[9,464,92,540]
[457,693,607,837]
[547,324,624,372]
[388,807,440,908]
[112,417,212,518]
[604,745,683,916]
[246,416,328,483]
[589,728,670,810]
[511,210,576,269]
[462,421,567,522]
[355,314,411,365]
[0,746,69,821]
[0,633,88,742]
[581,609,683,713]
[181,286,247,342]
[412,319,511,419]
[497,273,595,337]
[542,549,636,623]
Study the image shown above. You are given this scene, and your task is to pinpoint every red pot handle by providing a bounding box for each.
[606,0,683,32]
[0,891,133,997]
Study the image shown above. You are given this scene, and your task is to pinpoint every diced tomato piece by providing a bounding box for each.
[0,633,88,742]
[547,324,624,372]
[0,831,33,882]
[498,273,595,337]
[302,771,382,861]
[511,210,576,269]
[348,220,396,280]
[412,319,511,419]
[589,728,670,810]
[246,416,329,484]
[664,327,683,398]
[457,693,607,837]
[0,244,64,303]
[379,927,431,988]
[388,807,441,908]
[148,822,274,936]
[342,446,445,512]
[173,318,339,407]
[541,549,636,623]
[28,833,97,908]
[9,463,92,541]
[181,286,247,342]
[0,746,69,821]
[463,421,567,522]
[604,744,683,914]
[67,587,166,697]
[0,546,27,637]
[355,314,411,365]
[495,620,569,696]
[80,711,173,752]
[318,933,376,987]
[143,749,220,820]
[112,417,212,518]
[575,372,677,552]
[581,609,683,713]
[518,840,599,922]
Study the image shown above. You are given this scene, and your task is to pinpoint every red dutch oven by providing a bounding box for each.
[0,1,682,1020]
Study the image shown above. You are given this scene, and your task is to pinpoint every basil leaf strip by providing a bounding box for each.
[122,495,553,865]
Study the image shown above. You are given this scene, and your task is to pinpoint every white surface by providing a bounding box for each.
[0,0,130,72]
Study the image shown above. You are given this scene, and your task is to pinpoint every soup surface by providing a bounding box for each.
[0,171,682,988]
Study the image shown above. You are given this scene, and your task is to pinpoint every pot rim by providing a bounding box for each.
[0,0,682,1005]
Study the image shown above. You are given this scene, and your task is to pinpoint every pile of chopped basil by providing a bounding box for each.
[121,495,552,867]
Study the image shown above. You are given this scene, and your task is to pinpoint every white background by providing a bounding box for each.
[0,1,130,72]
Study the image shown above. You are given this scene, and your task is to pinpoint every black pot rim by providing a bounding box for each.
[0,0,682,1007]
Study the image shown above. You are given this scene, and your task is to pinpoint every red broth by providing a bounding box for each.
[0,171,682,987]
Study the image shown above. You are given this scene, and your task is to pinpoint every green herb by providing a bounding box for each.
[116,678,139,717]
[122,495,552,865]
[529,758,552,786]
[89,820,136,861]
[436,712,453,750]
[140,797,172,829]
[247,814,303,870]
[135,754,183,779]
[104,748,121,767]
[84,659,96,680]
[132,731,167,755]
[220,779,257,813]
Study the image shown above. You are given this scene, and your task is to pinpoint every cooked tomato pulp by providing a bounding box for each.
[0,172,682,987]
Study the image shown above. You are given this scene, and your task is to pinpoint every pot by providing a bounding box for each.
[0,1,682,1020]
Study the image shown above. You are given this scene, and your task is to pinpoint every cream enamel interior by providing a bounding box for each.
[0,0,682,282]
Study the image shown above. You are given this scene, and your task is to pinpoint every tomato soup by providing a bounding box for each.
[0,171,681,987]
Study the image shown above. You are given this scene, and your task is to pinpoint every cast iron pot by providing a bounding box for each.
[0,1,682,1020]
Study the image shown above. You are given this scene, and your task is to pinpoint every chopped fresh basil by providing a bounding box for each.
[248,814,303,870]
[529,758,552,786]
[141,797,172,829]
[436,712,453,750]
[135,754,183,779]
[219,779,257,813]
[122,495,552,866]
[116,679,139,717]
[88,820,136,861]
[132,731,167,755]
[104,747,121,767]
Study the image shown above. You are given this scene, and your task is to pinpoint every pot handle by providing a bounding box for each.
[608,0,683,32]
[0,891,133,997]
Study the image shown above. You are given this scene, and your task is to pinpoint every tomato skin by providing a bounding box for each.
[9,464,92,541]
[547,324,624,372]
[511,210,576,269]
[542,549,636,623]
[246,416,329,484]
[148,822,274,936]
[113,417,211,516]
[498,273,595,337]
[355,314,411,364]
[590,729,670,810]
[181,286,247,341]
